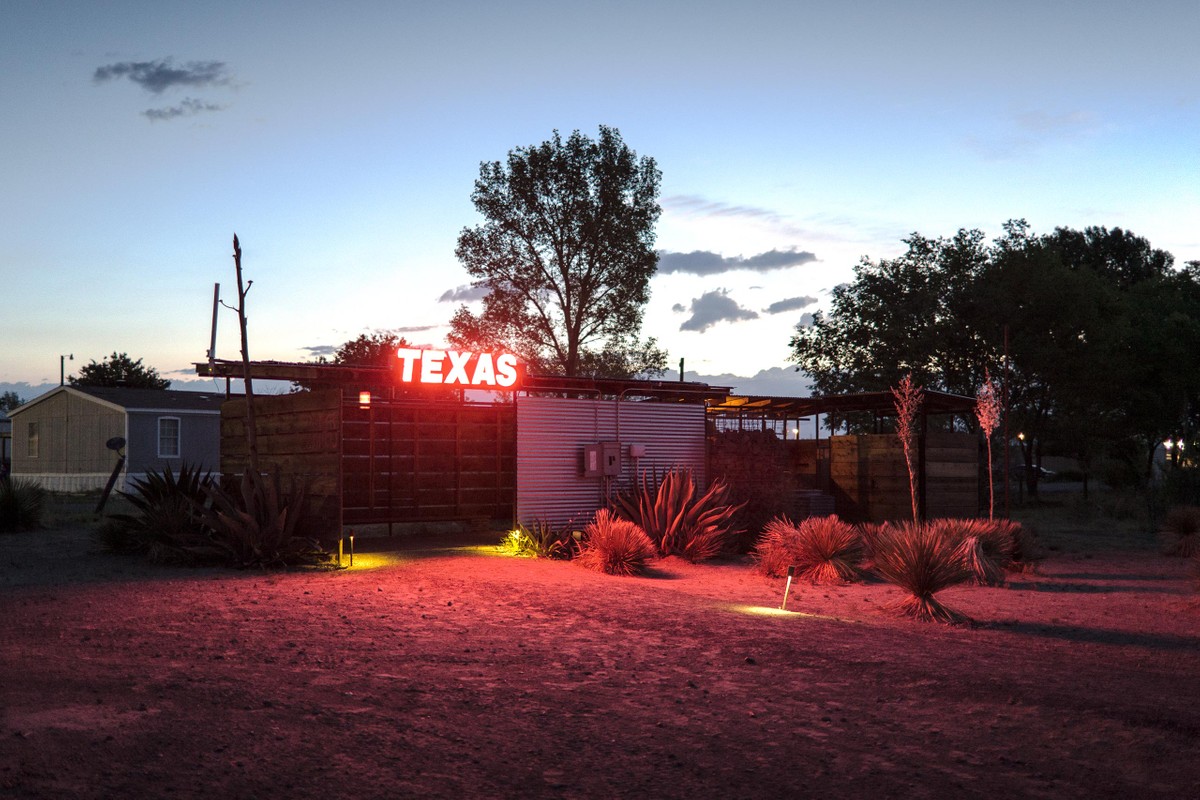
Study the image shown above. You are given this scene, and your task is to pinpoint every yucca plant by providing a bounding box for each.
[753,514,864,584]
[501,520,573,559]
[611,468,744,562]
[872,522,972,624]
[934,518,1015,587]
[1159,506,1200,558]
[199,469,330,569]
[575,509,656,576]
[0,477,47,532]
[1003,519,1040,572]
[101,464,220,563]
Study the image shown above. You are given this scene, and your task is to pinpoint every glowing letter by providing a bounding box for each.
[445,350,472,385]
[471,353,496,385]
[421,350,446,383]
[396,348,421,382]
[496,353,518,387]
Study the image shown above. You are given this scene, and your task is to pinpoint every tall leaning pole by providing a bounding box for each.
[231,234,260,475]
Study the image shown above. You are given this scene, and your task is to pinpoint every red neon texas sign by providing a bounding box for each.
[395,348,521,389]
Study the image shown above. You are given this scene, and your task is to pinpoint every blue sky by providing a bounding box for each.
[2,0,1197,398]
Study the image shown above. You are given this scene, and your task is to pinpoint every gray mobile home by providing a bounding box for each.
[8,386,226,491]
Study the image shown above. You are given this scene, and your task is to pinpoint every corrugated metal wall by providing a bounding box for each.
[515,396,707,529]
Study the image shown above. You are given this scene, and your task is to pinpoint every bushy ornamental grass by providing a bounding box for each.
[855,521,893,564]
[872,522,972,624]
[99,464,218,563]
[0,478,47,532]
[501,520,573,559]
[1159,506,1200,558]
[1004,519,1040,572]
[611,468,744,562]
[575,509,656,576]
[753,514,864,584]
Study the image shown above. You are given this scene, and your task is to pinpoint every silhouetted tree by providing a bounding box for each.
[69,352,169,390]
[449,126,667,378]
[0,391,25,411]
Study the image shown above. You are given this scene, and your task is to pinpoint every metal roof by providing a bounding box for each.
[706,390,977,419]
[9,385,231,416]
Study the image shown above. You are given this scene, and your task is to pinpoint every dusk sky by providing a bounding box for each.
[3,0,1197,397]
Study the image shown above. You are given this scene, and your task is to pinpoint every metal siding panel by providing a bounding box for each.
[516,396,706,529]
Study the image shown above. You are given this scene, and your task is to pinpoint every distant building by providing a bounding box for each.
[7,386,228,491]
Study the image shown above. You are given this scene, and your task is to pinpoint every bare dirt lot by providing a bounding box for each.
[2,510,1198,799]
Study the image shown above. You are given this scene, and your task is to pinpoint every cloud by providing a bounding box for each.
[392,324,442,333]
[94,58,231,94]
[143,98,224,121]
[763,296,817,315]
[797,312,816,327]
[658,248,817,276]
[679,290,759,333]
[966,109,1099,161]
[661,195,814,238]
[438,284,489,302]
[301,344,337,358]
[671,303,686,313]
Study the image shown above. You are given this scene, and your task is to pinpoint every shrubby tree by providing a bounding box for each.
[449,126,667,378]
[69,352,169,390]
[0,391,25,411]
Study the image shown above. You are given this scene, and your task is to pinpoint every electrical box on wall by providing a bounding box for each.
[581,442,622,477]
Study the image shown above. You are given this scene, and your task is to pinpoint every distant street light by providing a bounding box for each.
[60,353,73,386]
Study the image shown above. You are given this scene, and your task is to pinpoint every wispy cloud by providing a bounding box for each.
[301,344,337,358]
[393,324,442,333]
[966,109,1099,160]
[763,295,817,315]
[94,58,231,94]
[662,195,813,238]
[438,284,489,302]
[679,289,759,333]
[658,248,817,276]
[143,98,224,121]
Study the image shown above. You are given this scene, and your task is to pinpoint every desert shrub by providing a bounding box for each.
[753,514,863,584]
[575,509,656,576]
[932,518,1015,587]
[98,464,219,563]
[1159,506,1200,558]
[501,520,574,559]
[611,468,744,562]
[198,469,331,569]
[1004,519,1041,572]
[855,521,893,563]
[872,522,971,624]
[0,477,47,532]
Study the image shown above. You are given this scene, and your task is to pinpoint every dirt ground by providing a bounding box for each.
[2,511,1198,799]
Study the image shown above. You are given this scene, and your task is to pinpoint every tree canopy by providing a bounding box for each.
[448,126,667,379]
[0,391,25,411]
[790,221,1200,487]
[68,352,170,390]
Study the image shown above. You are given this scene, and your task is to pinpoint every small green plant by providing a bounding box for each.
[575,509,656,576]
[198,469,331,569]
[753,514,864,584]
[872,522,972,624]
[611,468,744,562]
[500,520,573,559]
[1159,505,1200,558]
[0,477,47,532]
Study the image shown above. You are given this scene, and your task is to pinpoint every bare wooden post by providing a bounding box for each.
[231,234,260,475]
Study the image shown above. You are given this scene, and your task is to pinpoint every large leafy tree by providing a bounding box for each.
[449,126,667,378]
[0,391,25,411]
[68,352,170,390]
[790,220,1200,490]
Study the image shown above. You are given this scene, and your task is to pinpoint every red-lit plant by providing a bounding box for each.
[611,468,744,562]
[872,521,971,624]
[891,373,923,523]
[753,514,864,584]
[933,518,1014,587]
[575,508,656,576]
[1159,505,1200,558]
[975,370,1002,520]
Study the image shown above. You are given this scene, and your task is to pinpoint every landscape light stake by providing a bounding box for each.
[338,536,344,567]
[780,565,796,610]
[349,532,355,567]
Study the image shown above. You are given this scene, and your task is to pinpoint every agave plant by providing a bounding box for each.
[0,477,47,533]
[753,514,864,583]
[1159,506,1200,558]
[199,469,330,569]
[611,468,744,562]
[872,522,972,624]
[102,463,220,563]
[575,509,656,576]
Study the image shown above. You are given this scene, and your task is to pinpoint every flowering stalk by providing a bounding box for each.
[891,373,923,523]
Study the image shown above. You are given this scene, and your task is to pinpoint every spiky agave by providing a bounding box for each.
[935,518,1014,587]
[0,477,47,533]
[611,467,743,562]
[103,463,219,563]
[872,522,972,624]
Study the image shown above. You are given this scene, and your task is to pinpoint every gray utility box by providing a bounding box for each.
[582,442,621,477]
